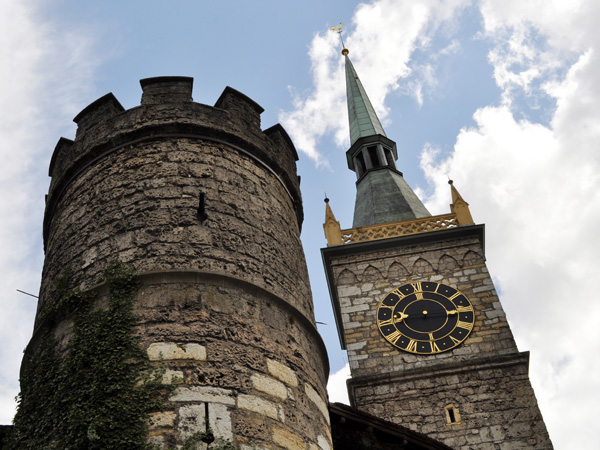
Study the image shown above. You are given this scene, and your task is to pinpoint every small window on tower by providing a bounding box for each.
[444,404,461,425]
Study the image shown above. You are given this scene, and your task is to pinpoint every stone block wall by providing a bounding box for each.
[348,354,552,449]
[42,137,311,319]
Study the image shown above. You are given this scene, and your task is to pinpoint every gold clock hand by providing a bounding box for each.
[447,310,458,315]
[394,312,409,323]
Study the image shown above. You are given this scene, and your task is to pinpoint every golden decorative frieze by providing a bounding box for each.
[338,213,459,245]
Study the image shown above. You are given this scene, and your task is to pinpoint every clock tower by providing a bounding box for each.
[322,49,553,449]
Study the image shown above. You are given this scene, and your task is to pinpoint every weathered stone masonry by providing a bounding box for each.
[33,77,331,449]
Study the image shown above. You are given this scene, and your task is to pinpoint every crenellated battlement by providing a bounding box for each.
[45,77,303,247]
[73,92,125,135]
[140,76,194,105]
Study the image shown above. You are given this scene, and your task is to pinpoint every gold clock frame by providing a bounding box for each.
[376,281,475,355]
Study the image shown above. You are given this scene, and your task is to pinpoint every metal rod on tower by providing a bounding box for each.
[329,22,345,49]
[16,289,39,299]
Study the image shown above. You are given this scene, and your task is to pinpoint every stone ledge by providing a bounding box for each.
[170,386,236,405]
[348,351,530,391]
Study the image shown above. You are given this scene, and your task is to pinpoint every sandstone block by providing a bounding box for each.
[305,383,330,425]
[345,303,370,313]
[241,444,270,450]
[149,411,177,428]
[317,434,332,450]
[178,404,206,441]
[251,373,288,400]
[208,403,233,441]
[267,358,298,387]
[238,394,280,421]
[338,285,361,297]
[147,342,207,361]
[272,427,305,450]
[162,369,184,384]
[472,285,494,293]
[485,309,505,319]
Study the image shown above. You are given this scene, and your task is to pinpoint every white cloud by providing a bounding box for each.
[327,363,350,405]
[0,0,99,424]
[479,0,600,108]
[279,0,470,166]
[421,2,600,448]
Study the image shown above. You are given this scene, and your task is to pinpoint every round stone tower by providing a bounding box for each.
[24,77,330,449]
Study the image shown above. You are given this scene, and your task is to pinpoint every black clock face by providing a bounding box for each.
[377,281,475,355]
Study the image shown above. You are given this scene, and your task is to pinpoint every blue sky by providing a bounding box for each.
[2,1,599,448]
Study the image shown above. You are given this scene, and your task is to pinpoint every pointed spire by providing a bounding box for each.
[341,48,431,228]
[343,49,387,145]
[323,197,343,246]
[449,180,475,225]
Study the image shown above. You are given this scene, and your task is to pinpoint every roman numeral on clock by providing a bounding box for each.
[378,318,395,327]
[391,289,406,299]
[449,292,462,301]
[406,339,418,353]
[385,330,403,344]
[457,320,474,332]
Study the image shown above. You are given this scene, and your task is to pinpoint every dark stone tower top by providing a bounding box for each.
[46,76,302,246]
[41,77,312,321]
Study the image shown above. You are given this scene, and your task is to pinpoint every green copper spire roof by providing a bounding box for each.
[344,52,386,145]
[341,48,431,228]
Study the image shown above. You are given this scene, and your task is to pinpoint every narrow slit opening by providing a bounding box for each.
[445,404,461,425]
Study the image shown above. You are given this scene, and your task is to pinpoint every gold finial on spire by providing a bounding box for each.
[448,179,475,225]
[323,196,343,246]
[329,21,348,54]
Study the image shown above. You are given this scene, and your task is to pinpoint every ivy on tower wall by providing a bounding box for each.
[7,261,169,450]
